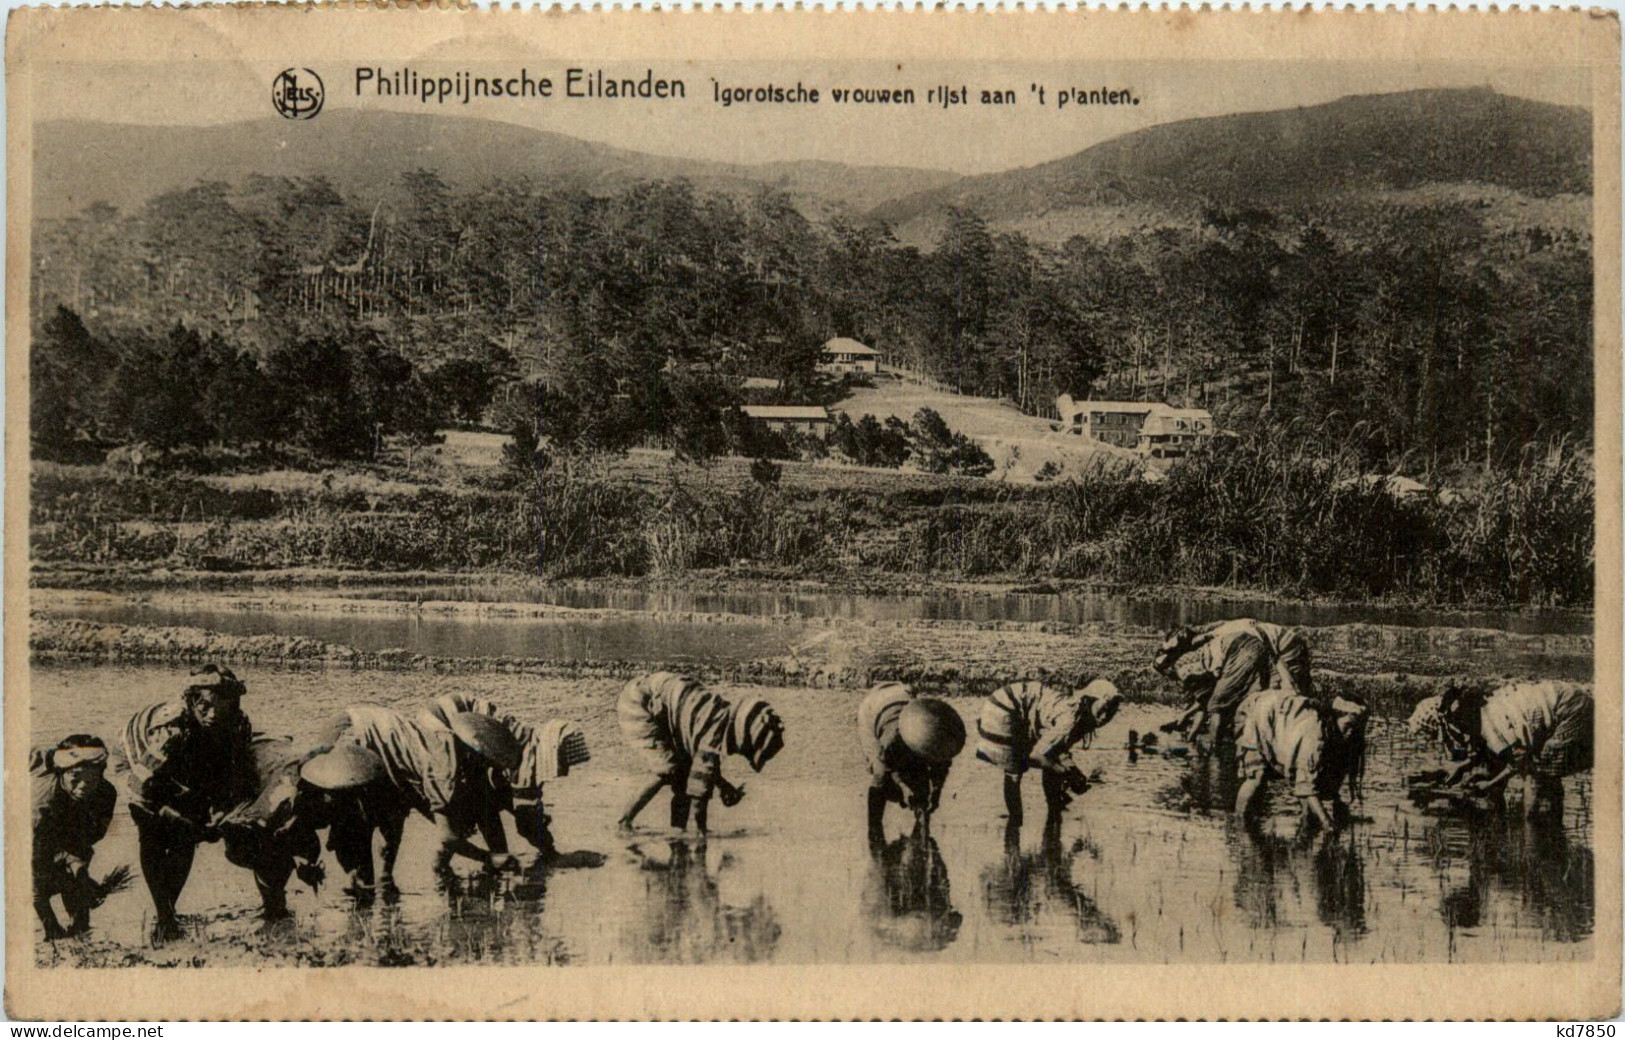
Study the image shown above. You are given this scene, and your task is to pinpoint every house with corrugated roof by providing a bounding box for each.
[742,405,833,438]
[818,337,881,376]
[1055,394,1214,461]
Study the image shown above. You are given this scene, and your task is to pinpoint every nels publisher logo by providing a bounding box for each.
[272,68,325,120]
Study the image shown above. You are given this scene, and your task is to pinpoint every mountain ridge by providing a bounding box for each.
[31,110,962,220]
[870,87,1592,244]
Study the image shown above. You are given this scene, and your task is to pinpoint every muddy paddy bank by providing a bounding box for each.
[29,601,1592,702]
[31,565,1594,635]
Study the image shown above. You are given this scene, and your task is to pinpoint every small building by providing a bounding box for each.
[742,405,833,438]
[1056,394,1214,461]
[818,337,881,376]
[741,377,783,392]
[1138,406,1214,461]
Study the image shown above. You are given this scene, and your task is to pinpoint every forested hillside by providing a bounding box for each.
[31,87,1595,480]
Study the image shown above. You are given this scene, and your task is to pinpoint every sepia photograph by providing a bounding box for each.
[4,7,1620,1021]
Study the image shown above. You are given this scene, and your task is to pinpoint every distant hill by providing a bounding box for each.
[31,110,960,220]
[872,88,1593,245]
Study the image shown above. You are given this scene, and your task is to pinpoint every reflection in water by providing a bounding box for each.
[292,865,568,967]
[1151,752,1235,816]
[1311,834,1369,940]
[420,868,563,965]
[1228,823,1368,941]
[625,840,781,964]
[1431,812,1594,944]
[980,822,1120,945]
[862,832,963,954]
[353,583,1592,635]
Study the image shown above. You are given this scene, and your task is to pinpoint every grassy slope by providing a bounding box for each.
[833,371,1135,482]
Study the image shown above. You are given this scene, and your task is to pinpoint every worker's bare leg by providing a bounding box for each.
[618,776,668,833]
[34,895,68,940]
[1234,776,1264,818]
[379,810,406,889]
[1041,769,1070,830]
[866,781,890,845]
[1003,773,1024,827]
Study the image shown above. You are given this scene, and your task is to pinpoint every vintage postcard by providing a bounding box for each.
[4,5,1620,1021]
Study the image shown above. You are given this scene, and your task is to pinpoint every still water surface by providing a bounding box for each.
[347,583,1594,636]
[45,588,1595,680]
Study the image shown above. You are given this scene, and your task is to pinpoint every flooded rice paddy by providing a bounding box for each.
[35,589,1595,681]
[339,582,1595,635]
[32,663,1593,968]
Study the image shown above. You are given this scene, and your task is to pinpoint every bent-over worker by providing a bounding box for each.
[1407,680,1593,817]
[121,664,262,943]
[1153,621,1283,744]
[417,693,590,862]
[32,735,121,940]
[858,683,965,843]
[318,703,521,891]
[974,679,1121,829]
[617,672,784,835]
[1234,690,1368,829]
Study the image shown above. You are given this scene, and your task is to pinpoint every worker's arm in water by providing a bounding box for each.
[272,807,327,892]
[430,811,514,873]
[1162,702,1206,734]
[1300,794,1336,830]
[1442,753,1495,787]
[1027,727,1078,774]
[1462,761,1518,794]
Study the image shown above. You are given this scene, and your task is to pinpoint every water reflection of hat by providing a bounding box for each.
[866,836,962,954]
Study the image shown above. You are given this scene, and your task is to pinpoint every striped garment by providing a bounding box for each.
[32,765,117,889]
[729,695,784,773]
[120,699,258,818]
[336,703,462,817]
[1191,620,1269,676]
[974,682,1085,776]
[215,735,315,832]
[857,683,916,777]
[416,694,590,793]
[1236,690,1326,798]
[1480,681,1593,777]
[1191,619,1313,694]
[618,673,732,796]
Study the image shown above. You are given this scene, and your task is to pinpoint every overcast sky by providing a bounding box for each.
[29,58,1593,175]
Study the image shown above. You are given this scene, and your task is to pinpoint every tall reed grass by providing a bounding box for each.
[30,432,1594,607]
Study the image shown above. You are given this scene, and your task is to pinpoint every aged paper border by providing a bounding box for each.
[4,6,1620,1020]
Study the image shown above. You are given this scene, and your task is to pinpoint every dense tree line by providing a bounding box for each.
[30,305,501,462]
[32,171,1592,474]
